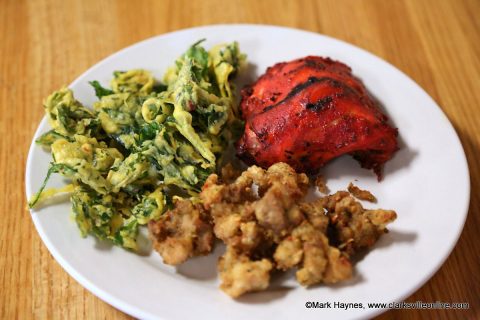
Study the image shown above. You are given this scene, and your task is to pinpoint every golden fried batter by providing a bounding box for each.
[315,175,330,194]
[204,164,396,296]
[326,192,396,255]
[348,182,377,202]
[299,200,329,233]
[212,206,265,253]
[218,247,273,298]
[220,163,241,183]
[274,236,303,270]
[149,162,397,298]
[148,199,213,265]
[275,220,352,286]
[201,163,311,296]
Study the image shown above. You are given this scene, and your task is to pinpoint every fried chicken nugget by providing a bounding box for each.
[326,192,397,255]
[275,221,353,286]
[148,199,214,265]
[252,163,308,238]
[348,182,377,202]
[150,162,397,298]
[218,246,273,298]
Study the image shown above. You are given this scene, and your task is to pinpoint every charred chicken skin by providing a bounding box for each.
[236,56,398,178]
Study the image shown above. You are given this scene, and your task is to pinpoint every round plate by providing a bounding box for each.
[26,25,470,320]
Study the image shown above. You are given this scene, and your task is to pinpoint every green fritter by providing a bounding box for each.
[29,40,245,250]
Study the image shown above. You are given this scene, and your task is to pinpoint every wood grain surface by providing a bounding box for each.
[1,0,479,319]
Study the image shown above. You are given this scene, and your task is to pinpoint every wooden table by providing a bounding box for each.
[1,0,478,319]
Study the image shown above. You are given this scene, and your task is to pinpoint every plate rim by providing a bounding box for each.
[25,23,471,320]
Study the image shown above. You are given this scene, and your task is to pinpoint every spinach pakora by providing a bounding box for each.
[29,40,245,250]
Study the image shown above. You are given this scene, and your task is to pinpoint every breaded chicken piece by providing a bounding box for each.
[218,247,273,298]
[213,206,265,253]
[326,192,397,255]
[151,162,396,298]
[299,200,329,233]
[314,175,329,194]
[348,182,377,202]
[201,173,257,209]
[274,236,303,270]
[202,162,309,248]
[148,199,213,265]
[275,221,352,286]
[254,183,302,238]
[201,163,310,296]
[274,200,352,286]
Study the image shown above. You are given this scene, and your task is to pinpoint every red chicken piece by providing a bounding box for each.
[236,56,398,178]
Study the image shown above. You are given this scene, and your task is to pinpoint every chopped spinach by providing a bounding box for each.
[89,80,114,99]
[29,40,245,251]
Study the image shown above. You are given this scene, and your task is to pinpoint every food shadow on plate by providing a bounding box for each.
[320,273,365,291]
[233,61,258,103]
[315,231,417,291]
[365,87,418,178]
[168,222,415,302]
[235,286,292,304]
[370,229,417,251]
[236,270,295,304]
[93,227,153,257]
[318,130,417,182]
[136,230,153,256]
[94,238,114,251]
[383,137,418,178]
[175,240,225,280]
[329,75,418,179]
[349,229,418,267]
[174,243,296,302]
[237,60,259,84]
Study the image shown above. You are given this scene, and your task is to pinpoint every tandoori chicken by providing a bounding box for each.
[236,56,398,178]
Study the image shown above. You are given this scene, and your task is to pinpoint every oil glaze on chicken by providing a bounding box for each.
[236,56,398,178]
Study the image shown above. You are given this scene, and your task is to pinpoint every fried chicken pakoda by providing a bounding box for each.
[149,162,397,297]
[148,198,214,265]
[348,182,377,202]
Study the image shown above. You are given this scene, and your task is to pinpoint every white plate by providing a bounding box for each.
[26,25,470,320]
